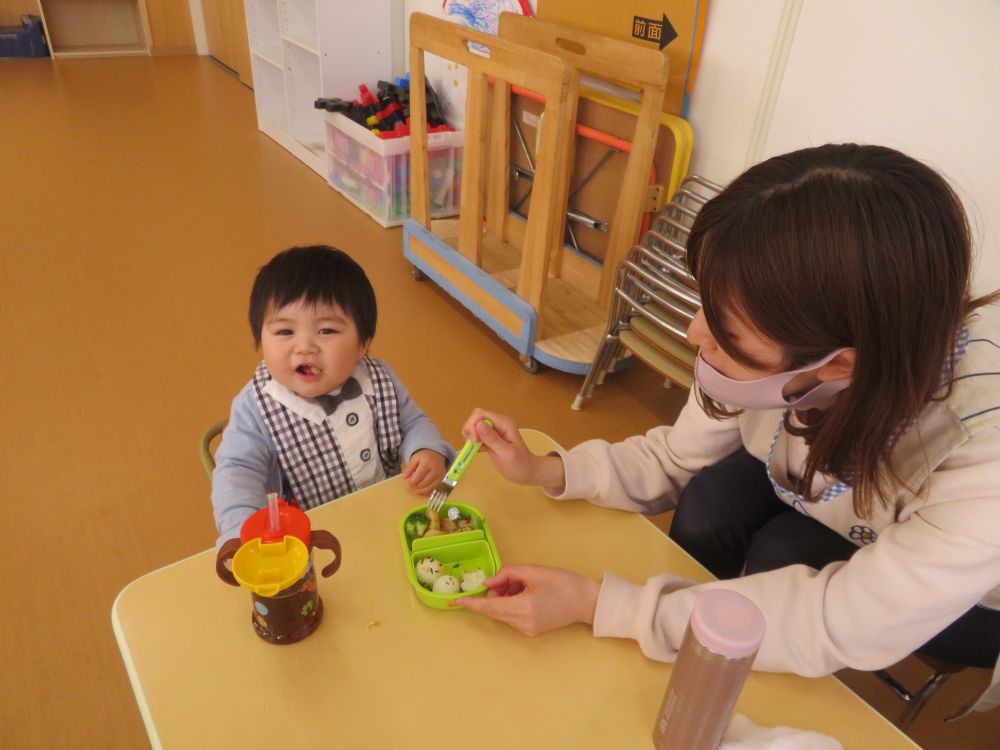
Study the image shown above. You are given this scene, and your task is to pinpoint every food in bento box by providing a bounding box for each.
[404,513,430,540]
[426,507,445,537]
[414,560,488,594]
[432,575,461,594]
[442,516,474,533]
[460,569,487,592]
[404,507,474,543]
[415,557,443,586]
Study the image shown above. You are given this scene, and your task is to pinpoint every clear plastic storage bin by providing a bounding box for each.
[325,113,463,228]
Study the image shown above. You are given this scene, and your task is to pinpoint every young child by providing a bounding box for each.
[211,245,454,547]
[454,145,1000,705]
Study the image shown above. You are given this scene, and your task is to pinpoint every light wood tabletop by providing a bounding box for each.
[113,430,920,749]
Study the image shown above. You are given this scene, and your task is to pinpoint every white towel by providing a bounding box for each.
[721,714,846,750]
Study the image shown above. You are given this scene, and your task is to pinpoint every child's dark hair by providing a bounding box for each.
[248,246,377,346]
[686,143,998,518]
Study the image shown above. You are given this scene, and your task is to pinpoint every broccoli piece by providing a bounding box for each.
[404,512,430,540]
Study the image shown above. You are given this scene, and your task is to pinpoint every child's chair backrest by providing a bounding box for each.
[199,420,227,480]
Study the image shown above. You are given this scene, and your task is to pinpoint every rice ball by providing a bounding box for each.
[432,575,461,594]
[460,569,487,592]
[416,557,443,586]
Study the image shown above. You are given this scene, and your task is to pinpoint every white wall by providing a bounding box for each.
[684,0,787,179]
[686,0,1000,307]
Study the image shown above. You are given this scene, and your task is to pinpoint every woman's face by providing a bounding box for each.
[687,307,788,380]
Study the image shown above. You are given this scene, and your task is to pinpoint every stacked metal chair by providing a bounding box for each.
[572,175,724,410]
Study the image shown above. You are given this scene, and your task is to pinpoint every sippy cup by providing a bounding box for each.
[216,496,342,644]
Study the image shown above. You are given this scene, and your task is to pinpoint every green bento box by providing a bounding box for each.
[399,502,501,609]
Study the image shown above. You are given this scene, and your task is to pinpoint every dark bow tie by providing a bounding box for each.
[314,377,362,416]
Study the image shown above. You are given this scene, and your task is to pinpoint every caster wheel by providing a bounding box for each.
[412,266,426,281]
[520,355,540,374]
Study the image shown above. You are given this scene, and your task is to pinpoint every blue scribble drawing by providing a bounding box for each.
[432,1,525,124]
[445,0,525,36]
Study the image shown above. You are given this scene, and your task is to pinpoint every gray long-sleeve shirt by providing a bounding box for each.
[211,361,454,547]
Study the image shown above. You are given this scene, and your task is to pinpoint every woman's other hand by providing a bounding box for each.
[453,564,600,636]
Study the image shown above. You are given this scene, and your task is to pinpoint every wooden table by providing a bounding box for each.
[113,430,920,749]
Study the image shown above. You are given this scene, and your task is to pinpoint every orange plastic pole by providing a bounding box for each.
[491,77,656,233]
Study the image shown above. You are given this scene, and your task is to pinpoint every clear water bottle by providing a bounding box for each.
[652,589,766,750]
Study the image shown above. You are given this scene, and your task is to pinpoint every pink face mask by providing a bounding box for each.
[694,348,852,411]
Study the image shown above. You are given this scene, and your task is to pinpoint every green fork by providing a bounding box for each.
[427,419,493,512]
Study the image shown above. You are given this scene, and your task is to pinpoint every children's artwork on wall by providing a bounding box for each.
[422,0,533,128]
[444,0,530,34]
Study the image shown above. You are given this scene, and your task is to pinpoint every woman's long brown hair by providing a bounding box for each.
[686,143,997,517]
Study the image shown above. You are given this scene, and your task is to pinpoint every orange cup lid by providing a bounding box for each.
[240,499,311,546]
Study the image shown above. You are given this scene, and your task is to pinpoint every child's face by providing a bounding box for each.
[260,299,368,399]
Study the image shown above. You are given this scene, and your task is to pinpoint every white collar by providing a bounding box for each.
[262,359,374,426]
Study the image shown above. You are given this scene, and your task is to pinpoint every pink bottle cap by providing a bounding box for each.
[690,589,766,658]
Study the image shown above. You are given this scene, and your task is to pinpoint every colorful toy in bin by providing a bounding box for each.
[399,502,500,610]
[216,494,342,643]
[315,77,452,139]
[325,113,462,228]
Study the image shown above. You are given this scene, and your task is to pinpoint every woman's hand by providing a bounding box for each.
[453,564,600,636]
[461,409,565,490]
[402,449,447,494]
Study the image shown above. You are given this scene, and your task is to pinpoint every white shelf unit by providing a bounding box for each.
[284,40,324,162]
[252,54,288,133]
[36,0,151,58]
[280,0,316,50]
[244,0,405,177]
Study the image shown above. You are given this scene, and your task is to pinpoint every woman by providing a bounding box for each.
[456,144,1000,692]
